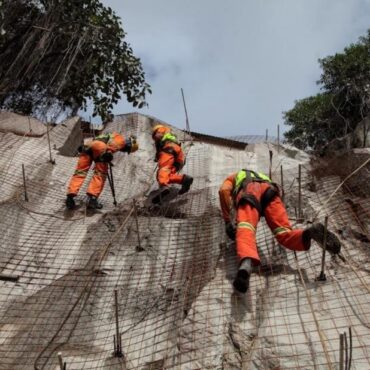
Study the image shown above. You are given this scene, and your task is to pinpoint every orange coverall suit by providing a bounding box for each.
[67,132,125,198]
[154,130,185,187]
[219,171,308,264]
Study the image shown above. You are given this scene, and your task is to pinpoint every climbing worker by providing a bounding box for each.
[152,124,193,195]
[219,169,341,293]
[65,132,138,209]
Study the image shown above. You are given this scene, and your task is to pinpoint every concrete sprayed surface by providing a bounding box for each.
[0,113,369,369]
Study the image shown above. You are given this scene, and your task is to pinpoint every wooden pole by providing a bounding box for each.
[277,124,280,152]
[265,129,268,141]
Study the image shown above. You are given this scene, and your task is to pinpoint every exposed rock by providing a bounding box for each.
[49,116,82,156]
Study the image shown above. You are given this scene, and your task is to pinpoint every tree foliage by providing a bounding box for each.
[284,29,370,151]
[0,0,151,121]
[284,93,340,150]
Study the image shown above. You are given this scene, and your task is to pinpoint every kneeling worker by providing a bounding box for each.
[66,132,138,209]
[219,169,341,293]
[152,124,193,195]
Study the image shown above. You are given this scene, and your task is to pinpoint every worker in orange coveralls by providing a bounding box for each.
[152,124,193,196]
[66,132,138,210]
[219,169,341,293]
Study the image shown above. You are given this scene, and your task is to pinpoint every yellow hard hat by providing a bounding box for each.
[153,124,164,133]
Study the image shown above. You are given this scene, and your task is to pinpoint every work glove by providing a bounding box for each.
[174,161,184,171]
[122,140,132,154]
[225,222,236,241]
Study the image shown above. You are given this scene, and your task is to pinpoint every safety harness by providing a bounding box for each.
[79,133,115,162]
[157,132,184,170]
[95,133,114,144]
[233,169,279,216]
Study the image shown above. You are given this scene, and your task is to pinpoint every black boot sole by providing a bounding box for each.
[65,198,76,210]
[152,188,171,204]
[178,177,193,195]
[310,223,341,254]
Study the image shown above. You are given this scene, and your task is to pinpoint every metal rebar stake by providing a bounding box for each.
[316,216,328,281]
[298,164,302,221]
[280,165,284,201]
[28,116,32,134]
[113,289,123,357]
[46,122,56,164]
[57,352,64,370]
[348,327,352,370]
[277,124,280,152]
[22,164,29,202]
[269,150,273,179]
[108,164,117,206]
[344,332,348,370]
[339,333,344,370]
[132,199,142,250]
[181,88,192,143]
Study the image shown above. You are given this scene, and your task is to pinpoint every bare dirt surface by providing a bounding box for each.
[0,113,369,369]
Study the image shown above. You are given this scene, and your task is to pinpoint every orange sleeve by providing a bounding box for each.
[107,132,125,153]
[219,173,236,223]
[175,143,185,165]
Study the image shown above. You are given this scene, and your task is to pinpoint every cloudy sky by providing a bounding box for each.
[93,0,370,137]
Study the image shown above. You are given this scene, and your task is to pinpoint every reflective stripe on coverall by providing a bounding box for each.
[219,171,308,264]
[67,132,125,197]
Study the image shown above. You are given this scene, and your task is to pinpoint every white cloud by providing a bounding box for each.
[97,0,370,137]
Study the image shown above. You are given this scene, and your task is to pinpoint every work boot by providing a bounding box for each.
[152,186,171,204]
[303,223,341,254]
[233,258,252,293]
[65,194,76,209]
[87,195,103,209]
[178,175,193,195]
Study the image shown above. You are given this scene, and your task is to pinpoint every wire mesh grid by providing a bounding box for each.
[0,113,368,369]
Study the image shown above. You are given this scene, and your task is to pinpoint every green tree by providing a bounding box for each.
[284,93,341,150]
[318,30,370,131]
[0,0,151,121]
[284,29,370,151]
